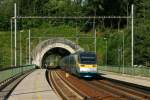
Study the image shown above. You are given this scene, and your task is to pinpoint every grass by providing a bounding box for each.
[0,24,105,68]
[0,31,11,68]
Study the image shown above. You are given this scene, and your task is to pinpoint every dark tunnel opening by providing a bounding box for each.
[42,47,71,69]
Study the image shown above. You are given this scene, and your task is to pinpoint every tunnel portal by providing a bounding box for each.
[32,38,83,67]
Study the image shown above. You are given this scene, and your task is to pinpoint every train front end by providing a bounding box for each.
[78,52,97,78]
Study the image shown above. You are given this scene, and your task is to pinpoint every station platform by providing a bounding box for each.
[8,69,61,100]
[100,70,150,87]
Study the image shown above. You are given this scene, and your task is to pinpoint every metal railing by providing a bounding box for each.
[98,66,150,77]
[0,65,36,84]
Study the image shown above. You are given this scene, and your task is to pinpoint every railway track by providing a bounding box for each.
[48,69,150,100]
[89,80,150,99]
[48,70,85,100]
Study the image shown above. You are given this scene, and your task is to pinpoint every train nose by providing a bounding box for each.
[84,75,92,78]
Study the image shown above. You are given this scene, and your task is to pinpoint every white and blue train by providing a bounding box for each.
[59,51,97,78]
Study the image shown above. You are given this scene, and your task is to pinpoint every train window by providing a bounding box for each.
[79,52,96,64]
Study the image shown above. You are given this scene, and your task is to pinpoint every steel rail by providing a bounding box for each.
[49,70,84,100]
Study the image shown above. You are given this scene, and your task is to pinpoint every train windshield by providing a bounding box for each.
[79,52,96,64]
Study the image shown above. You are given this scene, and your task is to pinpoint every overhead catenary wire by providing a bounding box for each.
[11,16,132,19]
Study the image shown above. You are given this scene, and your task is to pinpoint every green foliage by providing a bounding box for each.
[133,0,150,66]
[0,0,150,67]
[0,0,14,30]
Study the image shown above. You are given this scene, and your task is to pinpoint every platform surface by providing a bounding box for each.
[100,70,150,87]
[8,69,61,100]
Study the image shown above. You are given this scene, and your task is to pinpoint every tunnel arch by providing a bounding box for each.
[32,38,83,67]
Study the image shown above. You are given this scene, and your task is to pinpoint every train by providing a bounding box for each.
[59,51,97,78]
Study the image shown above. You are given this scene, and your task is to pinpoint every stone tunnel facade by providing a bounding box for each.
[32,38,83,67]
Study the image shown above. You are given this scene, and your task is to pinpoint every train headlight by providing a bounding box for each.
[80,64,85,67]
